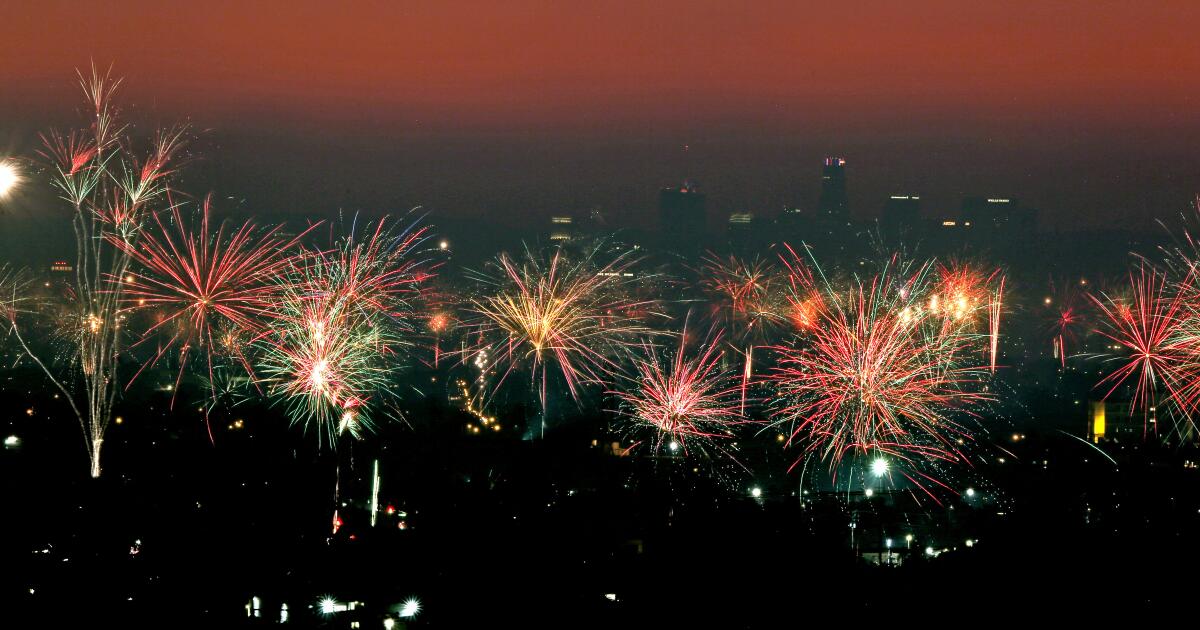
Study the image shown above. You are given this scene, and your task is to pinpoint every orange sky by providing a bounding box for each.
[3,1,1198,123]
[2,1,1200,235]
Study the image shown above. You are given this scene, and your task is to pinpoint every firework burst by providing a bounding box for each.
[767,255,995,495]
[700,253,788,342]
[613,323,746,456]
[1042,278,1088,367]
[469,244,657,435]
[115,195,313,397]
[1090,263,1199,436]
[257,217,434,442]
[8,65,186,477]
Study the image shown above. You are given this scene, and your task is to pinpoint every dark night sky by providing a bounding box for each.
[3,0,1200,258]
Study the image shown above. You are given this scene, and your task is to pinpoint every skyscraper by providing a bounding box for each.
[728,211,754,254]
[881,194,921,236]
[548,215,575,242]
[959,196,1038,260]
[818,157,848,219]
[658,180,707,254]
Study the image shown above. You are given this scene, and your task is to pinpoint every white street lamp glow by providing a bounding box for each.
[0,160,19,198]
[871,457,888,477]
[399,597,421,618]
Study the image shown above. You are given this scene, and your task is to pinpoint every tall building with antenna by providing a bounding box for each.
[818,157,848,219]
[658,179,707,255]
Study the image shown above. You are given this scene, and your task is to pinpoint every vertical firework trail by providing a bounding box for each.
[8,65,186,476]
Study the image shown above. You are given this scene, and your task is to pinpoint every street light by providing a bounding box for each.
[871,457,888,477]
[0,160,20,199]
[399,597,421,618]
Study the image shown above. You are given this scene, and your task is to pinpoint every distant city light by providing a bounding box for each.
[399,597,421,618]
[320,597,337,614]
[750,486,762,498]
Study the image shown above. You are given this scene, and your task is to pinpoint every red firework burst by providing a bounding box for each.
[1090,264,1199,429]
[767,261,992,490]
[115,195,313,394]
[614,325,746,455]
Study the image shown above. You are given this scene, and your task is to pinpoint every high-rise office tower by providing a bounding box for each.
[548,215,575,242]
[728,211,754,253]
[881,194,921,235]
[818,157,848,218]
[659,180,707,251]
[959,196,1037,259]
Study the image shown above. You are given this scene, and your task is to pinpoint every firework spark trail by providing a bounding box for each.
[470,244,657,436]
[779,244,826,333]
[767,253,995,486]
[114,195,315,402]
[1089,263,1199,436]
[700,253,792,424]
[613,323,746,456]
[1043,278,1087,368]
[308,216,437,321]
[701,253,788,342]
[989,274,1005,373]
[257,217,434,442]
[8,65,186,476]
